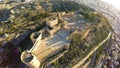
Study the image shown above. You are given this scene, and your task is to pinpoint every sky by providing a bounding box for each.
[101,0,120,10]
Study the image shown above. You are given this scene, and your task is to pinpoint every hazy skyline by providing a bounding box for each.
[101,0,120,10]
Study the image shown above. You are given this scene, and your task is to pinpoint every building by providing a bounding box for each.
[21,16,73,68]
[46,17,61,35]
[30,17,61,43]
[21,50,40,68]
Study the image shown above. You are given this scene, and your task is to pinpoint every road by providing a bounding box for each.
[73,32,111,68]
[70,0,120,67]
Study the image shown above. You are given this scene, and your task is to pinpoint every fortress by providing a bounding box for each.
[21,13,74,68]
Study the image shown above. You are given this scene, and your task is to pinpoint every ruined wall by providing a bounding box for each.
[36,44,64,62]
[46,24,61,36]
[46,17,58,27]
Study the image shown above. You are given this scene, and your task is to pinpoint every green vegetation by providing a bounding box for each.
[0,1,113,68]
[86,39,109,68]
[78,9,101,22]
[30,12,50,21]
[60,1,80,12]
[41,1,81,12]
[38,1,112,67]
[0,8,50,41]
[52,14,112,67]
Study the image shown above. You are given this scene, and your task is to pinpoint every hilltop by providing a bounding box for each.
[0,0,113,68]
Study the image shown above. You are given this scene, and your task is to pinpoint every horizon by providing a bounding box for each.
[101,0,120,10]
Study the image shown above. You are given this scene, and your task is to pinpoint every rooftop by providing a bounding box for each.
[31,29,71,55]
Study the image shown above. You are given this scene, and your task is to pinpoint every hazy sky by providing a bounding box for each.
[101,0,120,10]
